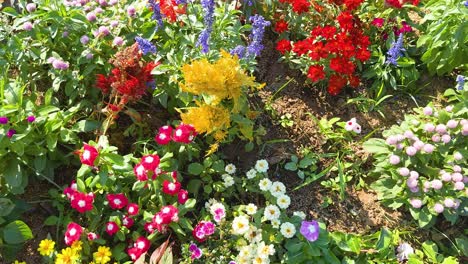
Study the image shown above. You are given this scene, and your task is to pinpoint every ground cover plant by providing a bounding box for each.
[0,0,467,263]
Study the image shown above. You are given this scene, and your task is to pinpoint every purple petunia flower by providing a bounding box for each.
[135,36,157,55]
[148,0,164,29]
[300,220,320,241]
[386,33,405,66]
[196,0,215,53]
[0,116,8,124]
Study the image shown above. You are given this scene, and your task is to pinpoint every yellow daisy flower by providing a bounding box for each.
[55,247,78,264]
[93,246,112,264]
[71,240,83,253]
[38,239,55,256]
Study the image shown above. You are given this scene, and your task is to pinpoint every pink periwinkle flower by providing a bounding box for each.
[433,203,444,214]
[398,167,410,176]
[441,134,451,144]
[436,124,447,134]
[406,146,417,156]
[389,155,400,165]
[423,106,433,116]
[409,198,422,209]
[431,180,443,190]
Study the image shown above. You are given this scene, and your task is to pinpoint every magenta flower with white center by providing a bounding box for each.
[300,220,320,242]
[6,129,16,138]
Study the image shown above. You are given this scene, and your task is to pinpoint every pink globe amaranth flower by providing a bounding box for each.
[433,203,444,214]
[110,20,119,27]
[98,26,110,37]
[127,6,136,16]
[85,52,93,59]
[452,173,463,182]
[445,105,454,112]
[386,136,398,145]
[454,181,465,190]
[461,119,468,126]
[436,124,447,134]
[413,141,424,151]
[178,189,189,204]
[122,215,134,228]
[431,134,440,143]
[86,12,96,22]
[87,232,99,241]
[398,167,410,176]
[410,171,419,179]
[441,173,452,182]
[409,198,422,209]
[0,116,8,124]
[98,0,107,6]
[424,123,435,132]
[6,129,16,138]
[113,36,124,46]
[463,124,468,136]
[26,115,35,122]
[80,35,89,45]
[95,7,104,14]
[454,199,461,209]
[444,198,454,208]
[396,143,404,150]
[62,31,69,38]
[464,176,468,183]
[423,144,434,153]
[52,59,69,70]
[404,130,414,139]
[26,3,37,12]
[70,191,94,213]
[105,221,119,236]
[162,180,181,196]
[431,180,443,190]
[134,163,148,181]
[441,134,451,143]
[389,155,400,165]
[127,203,139,216]
[406,179,418,188]
[446,120,458,129]
[108,0,118,5]
[453,152,463,160]
[406,146,417,156]
[64,222,83,246]
[134,236,150,253]
[396,134,405,142]
[23,22,33,31]
[173,124,197,143]
[453,165,461,173]
[423,106,433,116]
[79,144,98,166]
[371,18,385,27]
[141,154,160,171]
[106,193,129,210]
[409,187,419,193]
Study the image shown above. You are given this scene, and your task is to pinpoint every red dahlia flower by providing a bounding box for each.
[274,20,289,33]
[276,39,292,54]
[106,193,129,210]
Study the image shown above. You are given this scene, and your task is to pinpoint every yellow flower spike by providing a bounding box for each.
[55,247,78,264]
[180,104,230,135]
[93,246,112,264]
[38,239,55,256]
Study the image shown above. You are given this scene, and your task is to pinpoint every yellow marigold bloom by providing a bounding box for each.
[93,246,112,264]
[55,247,78,264]
[38,239,55,256]
[71,240,83,253]
[180,104,230,135]
[180,50,260,108]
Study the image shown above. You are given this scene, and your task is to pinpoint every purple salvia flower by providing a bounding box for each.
[197,0,215,53]
[465,1,468,7]
[386,33,405,66]
[456,75,465,90]
[135,36,157,55]
[148,0,164,29]
[230,45,247,58]
[300,220,320,241]
[246,14,270,57]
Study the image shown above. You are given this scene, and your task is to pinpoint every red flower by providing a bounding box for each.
[173,124,196,143]
[274,20,289,33]
[70,191,94,213]
[355,48,371,62]
[134,163,148,181]
[330,57,355,75]
[276,39,292,54]
[328,75,347,96]
[308,42,327,61]
[337,11,354,32]
[371,18,385,28]
[162,180,181,196]
[63,181,77,200]
[178,189,189,204]
[307,65,325,82]
[386,0,402,8]
[291,0,310,14]
[64,222,83,246]
[106,193,129,210]
[127,203,139,216]
[105,221,119,236]
[342,0,365,11]
[396,21,412,35]
[159,125,173,135]
[292,39,312,56]
[80,144,98,166]
[127,247,143,261]
[348,75,360,88]
[192,221,216,243]
[96,74,110,94]
[160,0,186,22]
[122,215,134,229]
[87,232,99,241]
[155,132,171,145]
[144,222,155,234]
[141,154,160,171]
[133,236,150,253]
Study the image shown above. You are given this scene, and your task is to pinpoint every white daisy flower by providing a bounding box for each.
[280,222,296,238]
[253,256,270,264]
[244,226,262,243]
[225,163,236,174]
[276,194,291,209]
[255,159,269,173]
[246,168,257,179]
[271,219,281,229]
[264,205,280,221]
[293,211,306,220]
[259,178,272,191]
[222,174,234,187]
[245,203,258,215]
[232,215,250,235]
[269,181,286,197]
[257,241,275,258]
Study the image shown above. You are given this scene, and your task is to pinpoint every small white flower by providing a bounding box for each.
[271,219,281,229]
[277,194,291,209]
[244,226,262,243]
[280,222,296,238]
[257,241,275,258]
[269,181,286,197]
[246,168,257,179]
[345,118,361,134]
[232,215,250,235]
[238,245,254,259]
[225,163,236,174]
[396,242,414,262]
[259,178,272,191]
[222,174,235,187]
[264,205,280,221]
[293,211,306,220]
[245,203,258,215]
[204,198,217,210]
[255,159,269,173]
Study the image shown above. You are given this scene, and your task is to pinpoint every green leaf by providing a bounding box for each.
[187,179,202,194]
[0,198,15,217]
[284,162,297,171]
[299,156,315,168]
[44,216,58,226]
[422,241,438,263]
[2,220,33,244]
[72,120,101,132]
[376,228,392,252]
[363,138,390,154]
[187,163,204,175]
[4,159,22,188]
[34,156,47,172]
[455,237,468,257]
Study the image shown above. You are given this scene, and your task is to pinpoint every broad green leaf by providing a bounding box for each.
[187,163,204,175]
[2,220,33,244]
[0,198,15,217]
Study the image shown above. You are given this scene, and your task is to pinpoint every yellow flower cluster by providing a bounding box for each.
[180,50,262,108]
[55,247,78,264]
[93,246,112,264]
[38,239,55,256]
[180,104,231,136]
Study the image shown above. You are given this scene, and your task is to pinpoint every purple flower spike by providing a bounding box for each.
[300,220,320,242]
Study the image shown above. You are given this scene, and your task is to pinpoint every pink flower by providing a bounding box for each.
[406,179,418,188]
[454,181,465,190]
[441,173,452,182]
[431,134,440,142]
[113,36,124,46]
[431,180,443,190]
[105,221,119,236]
[80,144,98,166]
[398,167,410,176]
[162,180,181,196]
[446,120,458,129]
[86,12,96,22]
[436,124,447,134]
[127,247,143,261]
[178,189,189,204]
[423,106,433,116]
[127,6,136,16]
[87,232,99,241]
[134,236,150,253]
[371,18,385,27]
[26,3,36,12]
[192,221,215,242]
[134,163,148,181]
[424,123,435,132]
[23,22,33,31]
[433,203,444,214]
[397,21,412,35]
[453,152,463,160]
[422,144,434,153]
[386,136,398,145]
[173,124,197,143]
[441,134,451,144]
[144,222,155,234]
[409,198,422,208]
[141,154,160,171]
[26,115,35,122]
[189,243,203,259]
[406,146,417,156]
[452,173,463,182]
[444,198,454,208]
[64,222,83,246]
[127,203,139,215]
[106,193,129,210]
[122,215,134,228]
[70,191,94,213]
[389,155,400,165]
